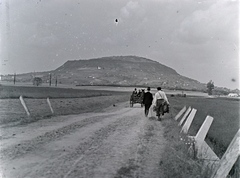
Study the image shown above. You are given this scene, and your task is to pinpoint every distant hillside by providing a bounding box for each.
[2,56,207,90]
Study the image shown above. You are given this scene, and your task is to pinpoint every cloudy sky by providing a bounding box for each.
[0,0,239,89]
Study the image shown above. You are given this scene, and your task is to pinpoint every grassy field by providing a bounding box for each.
[0,85,128,99]
[168,96,239,157]
[0,85,130,125]
[161,95,239,178]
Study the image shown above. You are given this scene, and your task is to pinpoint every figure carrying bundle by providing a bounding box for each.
[152,87,170,121]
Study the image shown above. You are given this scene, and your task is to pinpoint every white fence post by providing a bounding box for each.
[47,97,54,114]
[181,108,197,134]
[178,106,191,126]
[195,116,214,148]
[210,129,240,178]
[175,106,186,120]
[191,116,219,162]
[19,95,30,116]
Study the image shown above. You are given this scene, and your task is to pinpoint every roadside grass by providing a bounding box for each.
[168,96,239,157]
[161,118,213,178]
[0,85,131,126]
[0,94,130,126]
[160,95,239,178]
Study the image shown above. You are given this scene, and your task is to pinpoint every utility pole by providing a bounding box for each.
[55,76,58,87]
[49,73,52,86]
[13,73,16,84]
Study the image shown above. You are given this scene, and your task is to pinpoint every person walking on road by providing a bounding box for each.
[152,87,169,121]
[143,87,153,117]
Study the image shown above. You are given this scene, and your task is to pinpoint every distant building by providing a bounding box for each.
[228,93,238,97]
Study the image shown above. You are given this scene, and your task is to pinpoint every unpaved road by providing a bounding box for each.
[0,102,166,178]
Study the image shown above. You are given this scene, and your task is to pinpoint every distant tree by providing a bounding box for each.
[33,77,42,86]
[207,80,214,95]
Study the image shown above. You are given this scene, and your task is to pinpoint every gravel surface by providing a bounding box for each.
[0,102,166,178]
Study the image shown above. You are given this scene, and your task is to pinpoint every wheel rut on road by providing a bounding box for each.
[1,103,166,178]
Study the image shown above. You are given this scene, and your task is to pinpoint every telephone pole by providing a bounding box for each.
[55,76,58,87]
[13,73,16,84]
[49,73,52,86]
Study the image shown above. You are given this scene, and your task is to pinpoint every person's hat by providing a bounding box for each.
[157,87,161,90]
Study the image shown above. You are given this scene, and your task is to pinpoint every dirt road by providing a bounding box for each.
[0,102,166,178]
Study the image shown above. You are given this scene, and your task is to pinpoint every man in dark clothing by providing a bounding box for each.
[143,87,153,117]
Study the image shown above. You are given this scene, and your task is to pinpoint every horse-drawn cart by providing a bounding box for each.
[130,92,144,107]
